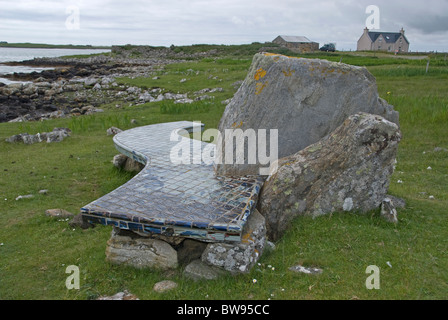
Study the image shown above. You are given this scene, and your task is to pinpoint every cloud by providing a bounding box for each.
[0,0,447,51]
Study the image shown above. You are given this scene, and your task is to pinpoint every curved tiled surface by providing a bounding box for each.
[81,121,264,242]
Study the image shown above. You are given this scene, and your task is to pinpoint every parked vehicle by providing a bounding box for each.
[320,43,335,52]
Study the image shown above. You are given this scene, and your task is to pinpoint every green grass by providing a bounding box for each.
[0,49,447,300]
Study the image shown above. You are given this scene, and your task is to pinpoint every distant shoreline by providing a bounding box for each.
[0,42,111,50]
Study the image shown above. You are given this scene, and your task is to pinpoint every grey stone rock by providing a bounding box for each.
[112,154,144,173]
[45,208,74,218]
[5,128,70,144]
[15,194,34,200]
[174,98,193,104]
[215,53,399,176]
[105,227,178,270]
[112,154,128,168]
[138,92,155,102]
[289,265,323,275]
[380,198,398,223]
[46,128,71,143]
[201,209,266,273]
[97,290,139,300]
[258,112,401,241]
[106,126,123,136]
[153,280,178,293]
[84,78,98,86]
[184,259,224,281]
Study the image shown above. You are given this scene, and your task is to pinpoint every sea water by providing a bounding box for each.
[0,47,110,84]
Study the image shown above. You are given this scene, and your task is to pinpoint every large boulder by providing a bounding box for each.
[258,113,401,241]
[215,53,399,176]
[105,227,178,270]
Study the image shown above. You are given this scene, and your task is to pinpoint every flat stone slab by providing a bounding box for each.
[81,121,263,242]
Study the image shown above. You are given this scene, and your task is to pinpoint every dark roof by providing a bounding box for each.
[368,31,409,44]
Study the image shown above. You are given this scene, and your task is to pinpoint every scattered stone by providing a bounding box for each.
[15,194,34,200]
[153,280,178,293]
[97,290,139,300]
[84,78,98,86]
[138,92,155,103]
[433,147,448,152]
[106,127,123,136]
[105,227,178,270]
[5,128,71,144]
[194,95,214,101]
[184,259,224,281]
[215,53,399,176]
[45,208,74,218]
[258,113,401,241]
[180,78,187,83]
[289,265,323,275]
[174,98,193,104]
[380,198,398,223]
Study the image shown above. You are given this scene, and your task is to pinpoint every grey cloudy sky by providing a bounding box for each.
[1,0,447,51]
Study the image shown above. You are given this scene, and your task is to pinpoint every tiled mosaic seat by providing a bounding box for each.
[81,121,264,242]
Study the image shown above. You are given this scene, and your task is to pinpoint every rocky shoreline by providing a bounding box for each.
[0,46,219,123]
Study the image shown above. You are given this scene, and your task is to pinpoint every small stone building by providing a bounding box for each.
[357,28,410,53]
[273,35,319,53]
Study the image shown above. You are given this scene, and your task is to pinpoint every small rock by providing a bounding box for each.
[380,197,398,223]
[180,78,187,83]
[97,290,139,300]
[289,265,323,275]
[174,98,193,104]
[45,209,74,218]
[107,127,123,136]
[153,280,178,293]
[433,147,448,152]
[15,194,34,200]
[39,189,49,195]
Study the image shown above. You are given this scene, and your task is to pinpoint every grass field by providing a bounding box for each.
[0,48,447,300]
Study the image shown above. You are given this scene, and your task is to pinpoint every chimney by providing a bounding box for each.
[400,27,405,35]
[364,27,369,35]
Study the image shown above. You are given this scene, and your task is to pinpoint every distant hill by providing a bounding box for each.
[0,42,110,49]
